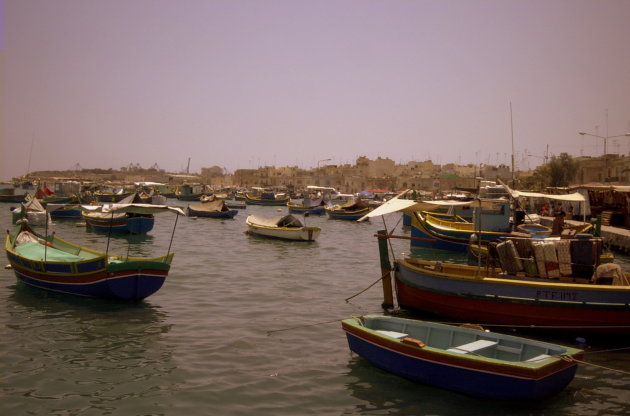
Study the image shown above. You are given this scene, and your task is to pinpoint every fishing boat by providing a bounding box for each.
[11,196,50,225]
[225,200,246,209]
[82,210,155,234]
[361,195,630,334]
[408,195,590,252]
[4,205,184,300]
[0,187,26,203]
[342,314,582,400]
[325,198,370,220]
[47,203,83,219]
[244,189,290,206]
[187,198,238,219]
[82,193,163,234]
[287,197,326,215]
[245,214,320,241]
[93,190,134,203]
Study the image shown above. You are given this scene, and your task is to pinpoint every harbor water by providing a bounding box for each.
[1,202,629,416]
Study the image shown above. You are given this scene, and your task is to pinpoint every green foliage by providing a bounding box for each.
[520,153,577,190]
[547,153,578,187]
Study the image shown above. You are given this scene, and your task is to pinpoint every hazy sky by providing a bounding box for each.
[1,0,629,181]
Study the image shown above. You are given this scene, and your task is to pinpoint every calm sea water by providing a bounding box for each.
[1,201,629,416]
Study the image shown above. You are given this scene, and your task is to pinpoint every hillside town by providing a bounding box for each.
[5,153,630,195]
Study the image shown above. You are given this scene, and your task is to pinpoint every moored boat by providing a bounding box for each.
[4,206,184,300]
[47,203,83,219]
[287,197,326,215]
[325,198,370,220]
[342,314,583,399]
[82,210,155,234]
[361,195,630,334]
[188,198,238,219]
[245,214,320,241]
[11,196,50,225]
[244,190,290,206]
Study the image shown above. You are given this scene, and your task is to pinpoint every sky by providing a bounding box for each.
[1,0,629,181]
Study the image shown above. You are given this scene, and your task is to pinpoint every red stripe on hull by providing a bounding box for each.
[395,280,630,331]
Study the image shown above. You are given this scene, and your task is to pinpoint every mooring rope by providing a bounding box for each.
[563,356,630,375]
[344,270,389,302]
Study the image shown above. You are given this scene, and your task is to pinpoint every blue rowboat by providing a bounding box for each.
[47,204,83,219]
[342,314,582,400]
[83,211,155,234]
[187,199,238,219]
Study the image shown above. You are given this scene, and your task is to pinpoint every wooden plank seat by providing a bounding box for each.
[525,354,551,362]
[375,330,408,339]
[447,339,497,354]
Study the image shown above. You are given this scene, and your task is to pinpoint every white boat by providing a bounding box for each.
[245,214,321,241]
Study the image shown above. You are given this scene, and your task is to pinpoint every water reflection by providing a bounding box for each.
[344,356,579,415]
[3,283,178,415]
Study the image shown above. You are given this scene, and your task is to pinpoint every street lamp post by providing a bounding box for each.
[578,131,630,181]
[578,131,630,156]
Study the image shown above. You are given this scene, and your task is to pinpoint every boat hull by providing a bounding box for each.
[287,205,326,215]
[343,325,578,400]
[395,258,630,333]
[10,263,169,300]
[5,231,173,300]
[188,207,238,218]
[244,195,290,206]
[325,207,370,220]
[84,215,155,234]
[410,212,509,251]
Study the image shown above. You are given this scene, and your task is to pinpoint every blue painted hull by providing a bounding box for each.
[12,268,166,300]
[85,216,155,234]
[345,332,577,400]
[49,207,82,219]
[288,205,326,215]
[188,208,238,218]
[326,207,370,220]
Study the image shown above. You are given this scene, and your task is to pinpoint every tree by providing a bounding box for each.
[547,153,578,187]
[520,153,578,190]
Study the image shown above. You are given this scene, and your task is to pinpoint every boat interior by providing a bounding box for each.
[360,316,564,363]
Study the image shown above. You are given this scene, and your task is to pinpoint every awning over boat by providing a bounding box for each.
[511,191,586,202]
[81,203,185,216]
[188,199,228,213]
[358,197,496,221]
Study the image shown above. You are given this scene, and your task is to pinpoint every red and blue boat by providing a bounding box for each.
[361,195,630,335]
[342,314,582,400]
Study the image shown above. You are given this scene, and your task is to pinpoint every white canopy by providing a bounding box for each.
[82,203,185,216]
[358,197,498,222]
[511,191,586,202]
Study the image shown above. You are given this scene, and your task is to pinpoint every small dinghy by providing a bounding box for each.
[342,314,582,400]
[245,214,320,241]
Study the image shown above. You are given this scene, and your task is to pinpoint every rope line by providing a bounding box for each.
[564,356,630,375]
[344,270,389,302]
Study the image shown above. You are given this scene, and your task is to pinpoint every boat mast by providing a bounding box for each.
[510,102,515,186]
